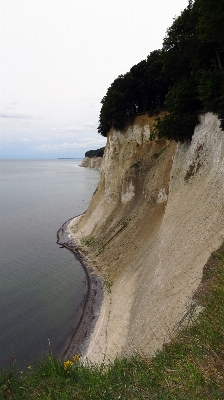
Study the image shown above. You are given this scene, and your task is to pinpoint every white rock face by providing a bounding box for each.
[121,181,135,203]
[80,157,103,170]
[157,188,168,203]
[69,113,224,363]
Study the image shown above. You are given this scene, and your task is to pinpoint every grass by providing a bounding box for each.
[1,247,224,399]
[105,277,113,294]
[81,236,95,247]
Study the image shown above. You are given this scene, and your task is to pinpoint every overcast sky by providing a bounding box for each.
[0,0,189,159]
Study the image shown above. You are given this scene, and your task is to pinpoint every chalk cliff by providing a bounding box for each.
[80,157,102,170]
[69,112,224,363]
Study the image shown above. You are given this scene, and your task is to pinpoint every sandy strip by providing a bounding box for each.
[56,216,104,360]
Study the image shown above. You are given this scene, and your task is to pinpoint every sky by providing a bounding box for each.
[0,0,189,159]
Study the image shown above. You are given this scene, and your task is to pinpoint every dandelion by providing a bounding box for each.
[73,354,80,362]
[63,360,73,370]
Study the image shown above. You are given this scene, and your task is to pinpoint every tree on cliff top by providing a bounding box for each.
[98,51,168,137]
[98,0,224,141]
[85,147,105,158]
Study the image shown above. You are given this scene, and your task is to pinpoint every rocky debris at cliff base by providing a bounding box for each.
[56,217,104,360]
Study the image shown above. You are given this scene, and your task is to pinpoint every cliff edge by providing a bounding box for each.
[80,157,102,171]
[69,113,224,363]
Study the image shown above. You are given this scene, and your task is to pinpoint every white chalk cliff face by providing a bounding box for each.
[69,113,224,363]
[80,157,102,171]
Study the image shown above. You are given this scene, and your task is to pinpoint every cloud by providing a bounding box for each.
[8,101,19,108]
[35,135,51,142]
[82,137,99,142]
[0,112,34,120]
[85,122,97,128]
[33,139,106,153]
[52,126,83,133]
[52,123,98,134]
[66,126,83,132]
[21,138,30,142]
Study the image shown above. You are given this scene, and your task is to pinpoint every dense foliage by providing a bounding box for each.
[98,0,224,141]
[85,147,105,158]
[97,50,169,137]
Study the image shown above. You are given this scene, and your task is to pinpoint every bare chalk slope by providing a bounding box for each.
[80,157,102,171]
[69,113,224,363]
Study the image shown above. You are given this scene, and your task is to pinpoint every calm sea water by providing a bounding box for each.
[0,159,100,369]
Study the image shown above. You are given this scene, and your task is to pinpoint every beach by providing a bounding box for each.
[57,216,104,360]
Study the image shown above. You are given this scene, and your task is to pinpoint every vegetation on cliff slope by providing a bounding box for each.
[1,246,224,399]
[84,147,105,158]
[98,0,224,141]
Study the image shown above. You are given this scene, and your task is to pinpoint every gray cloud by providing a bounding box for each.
[0,112,34,120]
[85,122,97,128]
[33,139,106,153]
[52,126,83,133]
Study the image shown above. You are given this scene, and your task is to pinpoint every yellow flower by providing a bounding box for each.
[63,360,73,370]
[73,354,80,362]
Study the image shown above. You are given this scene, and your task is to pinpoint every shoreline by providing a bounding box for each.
[56,215,104,360]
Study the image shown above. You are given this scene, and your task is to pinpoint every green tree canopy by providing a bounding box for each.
[85,147,105,158]
[98,0,224,141]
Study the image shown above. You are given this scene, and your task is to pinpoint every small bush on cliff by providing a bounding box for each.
[81,236,95,247]
[153,113,199,143]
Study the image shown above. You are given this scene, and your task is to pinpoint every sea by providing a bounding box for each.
[0,159,100,369]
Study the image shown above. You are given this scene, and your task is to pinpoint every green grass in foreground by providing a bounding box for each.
[1,247,224,399]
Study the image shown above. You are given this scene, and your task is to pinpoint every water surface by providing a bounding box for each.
[0,159,100,368]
